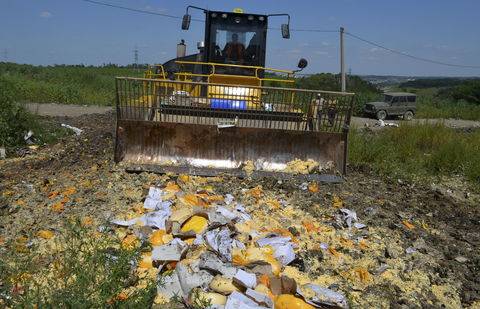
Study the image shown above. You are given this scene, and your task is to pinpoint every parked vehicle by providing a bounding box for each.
[364,92,417,120]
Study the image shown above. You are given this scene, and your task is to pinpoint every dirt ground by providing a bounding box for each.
[24,102,480,130]
[1,112,479,308]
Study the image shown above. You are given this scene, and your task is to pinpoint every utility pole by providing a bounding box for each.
[340,27,346,92]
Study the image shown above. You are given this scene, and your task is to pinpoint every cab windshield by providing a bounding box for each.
[208,14,267,74]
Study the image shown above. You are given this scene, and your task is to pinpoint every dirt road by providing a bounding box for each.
[1,111,479,307]
[25,102,480,130]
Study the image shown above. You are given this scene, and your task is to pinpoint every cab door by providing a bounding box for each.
[389,96,403,115]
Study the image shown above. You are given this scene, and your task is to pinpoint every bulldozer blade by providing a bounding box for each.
[114,78,354,180]
[115,120,347,182]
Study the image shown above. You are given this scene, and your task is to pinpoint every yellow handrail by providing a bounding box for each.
[174,60,295,84]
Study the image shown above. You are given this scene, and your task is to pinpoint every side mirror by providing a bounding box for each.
[297,58,308,69]
[281,24,290,39]
[182,14,191,30]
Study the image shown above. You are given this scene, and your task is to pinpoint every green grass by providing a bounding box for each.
[0,219,156,307]
[0,76,72,151]
[348,123,480,183]
[416,96,480,121]
[0,62,142,106]
[399,87,480,121]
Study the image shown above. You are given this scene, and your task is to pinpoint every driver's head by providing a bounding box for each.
[232,33,238,42]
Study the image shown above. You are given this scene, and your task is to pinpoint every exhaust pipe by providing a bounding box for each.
[177,39,186,58]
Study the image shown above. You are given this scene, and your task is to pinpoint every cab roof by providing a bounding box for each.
[208,10,267,19]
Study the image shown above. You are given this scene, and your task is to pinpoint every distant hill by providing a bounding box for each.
[399,77,480,89]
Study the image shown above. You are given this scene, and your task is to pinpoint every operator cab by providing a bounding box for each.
[182,7,291,77]
[205,11,267,75]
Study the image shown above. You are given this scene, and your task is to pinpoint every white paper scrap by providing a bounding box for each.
[204,227,233,262]
[273,243,296,266]
[233,269,257,289]
[245,288,274,308]
[225,291,268,309]
[256,236,291,247]
[152,238,187,261]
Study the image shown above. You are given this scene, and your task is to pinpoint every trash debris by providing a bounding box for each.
[332,195,343,208]
[338,208,364,229]
[209,275,241,295]
[454,256,468,263]
[402,220,415,230]
[152,238,187,261]
[298,283,349,308]
[284,159,319,174]
[205,226,234,262]
[275,294,314,309]
[108,186,358,306]
[225,291,269,309]
[405,247,416,254]
[233,269,257,289]
[299,182,308,191]
[61,123,83,135]
[37,230,55,239]
[375,119,399,128]
[181,215,209,234]
[245,288,274,308]
[24,130,34,143]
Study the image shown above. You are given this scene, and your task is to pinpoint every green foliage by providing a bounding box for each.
[0,220,156,307]
[0,76,71,150]
[0,62,142,106]
[399,78,470,89]
[348,123,480,183]
[438,79,480,105]
[398,87,480,121]
[0,77,36,147]
[416,96,480,121]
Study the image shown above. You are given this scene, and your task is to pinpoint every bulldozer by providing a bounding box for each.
[114,6,355,181]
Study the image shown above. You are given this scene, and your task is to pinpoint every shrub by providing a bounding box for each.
[348,123,480,183]
[0,77,33,147]
[0,220,156,307]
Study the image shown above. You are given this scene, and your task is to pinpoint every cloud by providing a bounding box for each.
[40,11,52,18]
[321,41,331,47]
[300,43,310,47]
[286,49,302,54]
[314,51,329,55]
[369,47,379,53]
[143,5,167,13]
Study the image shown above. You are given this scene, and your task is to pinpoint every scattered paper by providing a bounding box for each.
[204,227,233,262]
[225,291,269,309]
[233,269,257,289]
[152,238,187,261]
[61,123,83,135]
[199,251,237,279]
[298,283,349,309]
[245,288,274,308]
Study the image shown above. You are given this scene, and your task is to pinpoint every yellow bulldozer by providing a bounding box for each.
[114,6,355,181]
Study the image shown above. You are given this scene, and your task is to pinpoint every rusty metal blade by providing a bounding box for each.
[115,120,347,180]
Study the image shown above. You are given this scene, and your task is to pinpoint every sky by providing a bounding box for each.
[1,0,480,76]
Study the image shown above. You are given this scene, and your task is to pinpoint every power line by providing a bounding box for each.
[269,27,338,33]
[78,0,203,21]
[77,0,480,70]
[78,0,337,32]
[346,31,480,69]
